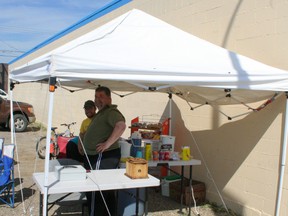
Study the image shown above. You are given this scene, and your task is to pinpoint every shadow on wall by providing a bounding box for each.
[169,93,285,215]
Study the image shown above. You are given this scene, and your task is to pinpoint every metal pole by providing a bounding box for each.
[43,77,56,216]
[9,90,14,143]
[275,93,288,216]
[9,82,16,143]
[168,93,172,135]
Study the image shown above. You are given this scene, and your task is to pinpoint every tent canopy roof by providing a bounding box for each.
[9,9,288,104]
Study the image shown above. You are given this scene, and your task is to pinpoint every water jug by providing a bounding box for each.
[130,132,142,157]
[130,138,142,157]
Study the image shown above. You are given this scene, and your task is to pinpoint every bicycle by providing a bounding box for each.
[36,122,76,159]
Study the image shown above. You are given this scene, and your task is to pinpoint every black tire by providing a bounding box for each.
[36,137,47,159]
[36,137,59,159]
[9,114,28,132]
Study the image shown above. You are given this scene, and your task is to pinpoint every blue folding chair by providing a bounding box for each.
[0,144,15,207]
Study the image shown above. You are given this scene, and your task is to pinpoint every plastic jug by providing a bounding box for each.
[119,140,132,158]
[130,132,142,157]
[145,143,152,160]
[182,146,191,161]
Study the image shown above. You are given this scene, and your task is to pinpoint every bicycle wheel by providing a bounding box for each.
[51,142,59,160]
[36,137,50,159]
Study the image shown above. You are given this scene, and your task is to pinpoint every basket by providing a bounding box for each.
[125,158,148,179]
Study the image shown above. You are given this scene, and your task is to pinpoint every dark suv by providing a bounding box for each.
[0,89,36,132]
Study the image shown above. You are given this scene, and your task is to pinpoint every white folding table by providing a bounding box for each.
[33,168,160,215]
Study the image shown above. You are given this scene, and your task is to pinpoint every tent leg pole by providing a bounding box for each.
[9,89,15,143]
[9,81,16,143]
[169,93,172,135]
[43,89,55,216]
[275,93,288,216]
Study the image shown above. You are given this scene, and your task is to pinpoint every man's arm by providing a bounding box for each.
[96,121,126,153]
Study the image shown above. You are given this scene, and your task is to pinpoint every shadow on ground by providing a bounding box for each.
[0,125,41,132]
[13,178,37,203]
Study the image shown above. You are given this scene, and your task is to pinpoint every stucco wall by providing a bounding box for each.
[9,0,288,215]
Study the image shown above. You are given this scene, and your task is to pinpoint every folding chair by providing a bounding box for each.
[0,144,15,208]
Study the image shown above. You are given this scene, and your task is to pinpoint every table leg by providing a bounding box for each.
[116,190,119,215]
[136,188,139,216]
[178,165,184,214]
[188,165,192,216]
[144,187,148,216]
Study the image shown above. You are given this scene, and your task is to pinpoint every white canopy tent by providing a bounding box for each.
[9,9,288,216]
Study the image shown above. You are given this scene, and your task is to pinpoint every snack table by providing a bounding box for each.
[120,159,201,216]
[151,159,201,214]
[33,168,160,215]
[149,159,201,215]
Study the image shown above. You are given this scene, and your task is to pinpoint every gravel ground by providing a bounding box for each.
[0,124,233,216]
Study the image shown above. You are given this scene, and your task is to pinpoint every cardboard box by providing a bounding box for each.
[167,178,206,205]
[54,165,86,181]
[184,181,206,205]
[125,158,148,179]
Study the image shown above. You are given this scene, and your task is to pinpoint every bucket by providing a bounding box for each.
[160,135,175,151]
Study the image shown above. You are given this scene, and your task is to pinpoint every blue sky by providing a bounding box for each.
[0,0,113,63]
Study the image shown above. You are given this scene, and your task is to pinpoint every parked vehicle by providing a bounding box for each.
[0,89,36,132]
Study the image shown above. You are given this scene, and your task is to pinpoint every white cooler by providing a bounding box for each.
[54,165,86,181]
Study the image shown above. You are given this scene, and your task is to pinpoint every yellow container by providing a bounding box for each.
[182,146,191,161]
[145,143,152,160]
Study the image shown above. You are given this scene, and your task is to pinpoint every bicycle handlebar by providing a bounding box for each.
[50,122,76,132]
[60,122,76,129]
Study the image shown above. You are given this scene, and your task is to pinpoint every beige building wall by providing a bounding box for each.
[9,0,288,215]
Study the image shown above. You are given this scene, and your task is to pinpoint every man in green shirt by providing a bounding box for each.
[83,86,126,216]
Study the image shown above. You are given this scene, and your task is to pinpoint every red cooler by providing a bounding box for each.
[57,136,73,158]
